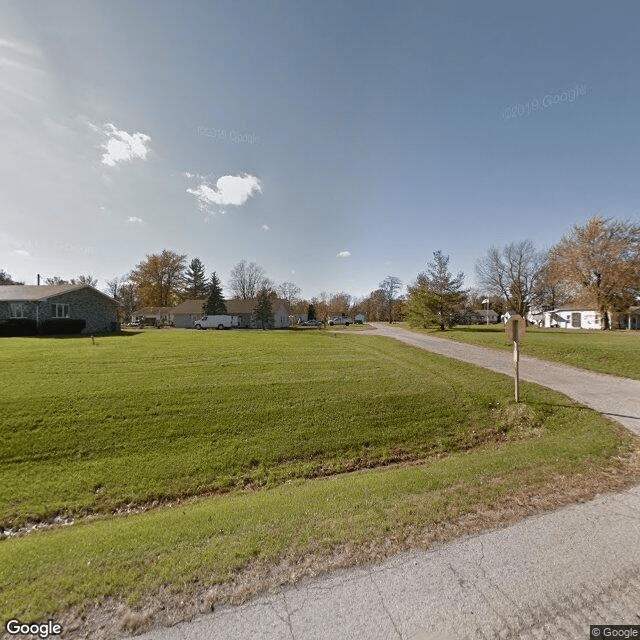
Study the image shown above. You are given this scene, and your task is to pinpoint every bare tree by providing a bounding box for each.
[105,275,126,300]
[379,276,403,323]
[229,259,273,299]
[117,282,141,322]
[475,240,545,321]
[277,281,302,307]
[45,276,69,285]
[546,216,640,329]
[71,274,98,287]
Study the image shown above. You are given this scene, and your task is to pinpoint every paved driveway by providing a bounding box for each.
[133,325,640,640]
[370,323,640,436]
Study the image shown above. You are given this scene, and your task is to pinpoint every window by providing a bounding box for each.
[52,303,70,318]
[10,303,25,318]
[571,312,581,328]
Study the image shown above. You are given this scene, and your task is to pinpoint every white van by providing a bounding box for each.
[194,315,239,330]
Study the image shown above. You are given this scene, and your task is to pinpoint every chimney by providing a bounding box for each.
[37,273,41,286]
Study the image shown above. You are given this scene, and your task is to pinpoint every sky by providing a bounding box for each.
[1,1,639,300]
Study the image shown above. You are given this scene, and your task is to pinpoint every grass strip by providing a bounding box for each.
[0,404,633,622]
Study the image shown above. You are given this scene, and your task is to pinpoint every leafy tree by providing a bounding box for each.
[184,258,209,299]
[229,259,273,299]
[328,292,352,317]
[475,240,545,321]
[407,250,466,330]
[311,292,330,322]
[357,289,387,322]
[379,276,403,323]
[253,288,273,329]
[130,250,187,307]
[546,216,640,329]
[204,272,227,314]
[0,270,23,285]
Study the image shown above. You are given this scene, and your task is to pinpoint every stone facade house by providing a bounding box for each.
[0,284,119,333]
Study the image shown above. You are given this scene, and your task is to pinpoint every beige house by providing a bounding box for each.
[225,298,290,329]
[173,299,207,328]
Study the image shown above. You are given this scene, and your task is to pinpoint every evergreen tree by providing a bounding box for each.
[307,303,316,321]
[253,288,272,329]
[407,250,466,330]
[204,272,227,314]
[185,257,209,299]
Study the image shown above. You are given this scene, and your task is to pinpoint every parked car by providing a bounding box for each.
[328,316,353,326]
[301,319,323,326]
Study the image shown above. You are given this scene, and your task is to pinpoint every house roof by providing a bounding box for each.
[173,299,207,314]
[0,284,116,303]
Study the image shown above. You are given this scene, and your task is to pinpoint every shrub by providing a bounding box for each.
[39,319,87,335]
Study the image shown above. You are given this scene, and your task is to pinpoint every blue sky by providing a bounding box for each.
[1,1,639,299]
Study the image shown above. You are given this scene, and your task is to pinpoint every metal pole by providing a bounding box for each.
[486,298,489,325]
[513,333,520,403]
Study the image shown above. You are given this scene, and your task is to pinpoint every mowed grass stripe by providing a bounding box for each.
[0,410,631,620]
[2,330,557,526]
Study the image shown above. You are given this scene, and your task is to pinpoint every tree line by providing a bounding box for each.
[2,215,637,329]
[402,216,640,331]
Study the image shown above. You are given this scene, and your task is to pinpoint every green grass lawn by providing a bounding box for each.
[0,329,635,624]
[400,323,640,379]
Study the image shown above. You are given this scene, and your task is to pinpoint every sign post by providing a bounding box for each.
[505,314,526,403]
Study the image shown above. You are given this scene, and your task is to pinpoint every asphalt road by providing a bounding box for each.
[133,325,640,640]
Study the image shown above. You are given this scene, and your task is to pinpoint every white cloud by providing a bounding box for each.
[127,216,144,224]
[337,250,351,258]
[14,249,30,257]
[98,123,151,167]
[186,173,262,214]
[261,224,270,231]
[0,38,40,58]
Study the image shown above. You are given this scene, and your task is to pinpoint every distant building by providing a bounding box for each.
[225,298,289,329]
[133,306,175,326]
[172,299,206,328]
[171,297,290,329]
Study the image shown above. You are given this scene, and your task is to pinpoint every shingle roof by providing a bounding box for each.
[0,284,115,302]
[225,298,288,314]
[172,299,207,314]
